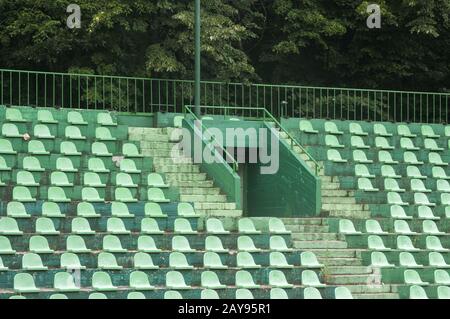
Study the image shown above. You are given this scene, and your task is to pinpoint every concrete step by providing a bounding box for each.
[343,284,394,294]
[129,127,166,135]
[195,209,243,217]
[291,233,340,241]
[321,197,356,204]
[292,240,348,249]
[169,181,215,188]
[140,141,175,150]
[280,218,326,226]
[320,176,340,183]
[317,258,362,266]
[308,249,358,258]
[326,266,373,275]
[320,190,354,197]
[181,194,227,203]
[165,173,207,181]
[353,293,399,299]
[129,133,169,142]
[194,202,237,210]
[322,203,368,211]
[285,225,329,233]
[153,157,194,165]
[325,274,382,285]
[178,187,221,195]
[328,210,372,219]
[321,183,342,190]
[155,164,200,173]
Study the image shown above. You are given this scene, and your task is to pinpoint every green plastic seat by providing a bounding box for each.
[405,270,429,285]
[235,288,254,299]
[144,202,167,218]
[324,122,343,135]
[398,124,416,138]
[123,143,143,157]
[173,116,184,128]
[174,218,197,234]
[375,137,394,150]
[92,271,118,291]
[7,201,30,218]
[37,110,57,124]
[426,236,448,251]
[353,150,373,163]
[270,252,293,268]
[327,149,347,163]
[400,138,419,150]
[2,123,22,137]
[374,123,392,137]
[424,138,443,151]
[103,235,127,252]
[421,125,439,138]
[49,294,68,300]
[300,251,324,268]
[370,252,394,267]
[394,220,417,235]
[368,235,391,251]
[60,141,81,155]
[54,272,80,292]
[120,159,141,173]
[177,203,196,217]
[349,123,368,136]
[355,164,375,178]
[268,288,288,299]
[270,236,293,252]
[384,178,405,192]
[335,287,353,299]
[411,179,430,193]
[0,139,16,154]
[378,151,398,164]
[169,252,193,269]
[111,202,134,218]
[21,157,43,172]
[237,252,261,269]
[147,188,169,203]
[358,178,379,192]
[89,293,107,299]
[65,125,86,140]
[137,236,162,253]
[127,292,146,299]
[201,271,226,289]
[114,187,137,202]
[35,217,59,235]
[92,142,112,156]
[299,120,318,134]
[130,271,155,290]
[269,218,290,234]
[66,235,91,253]
[166,271,191,289]
[365,220,387,234]
[0,155,12,171]
[22,253,48,270]
[68,111,87,125]
[134,252,159,269]
[201,289,220,299]
[116,173,137,187]
[141,218,164,234]
[429,252,450,268]
[442,194,450,205]
[88,158,109,173]
[172,236,195,252]
[339,219,361,234]
[414,193,435,207]
[82,187,104,202]
[237,236,260,252]
[269,270,293,288]
[42,202,64,218]
[14,273,40,293]
[164,291,183,299]
[51,172,73,187]
[205,236,228,253]
[404,151,423,165]
[399,252,423,268]
[13,186,35,202]
[437,179,450,192]
[29,235,54,254]
[98,252,123,270]
[325,135,344,148]
[206,218,229,234]
[34,124,54,139]
[16,171,38,186]
[0,236,16,254]
[381,165,401,179]
[302,270,325,287]
[61,252,86,270]
[84,172,105,187]
[406,166,426,179]
[76,202,100,218]
[204,252,227,269]
[97,112,117,126]
[409,285,428,299]
[28,140,49,155]
[437,286,450,299]
[0,217,23,235]
[48,186,70,202]
[429,152,448,166]
[238,218,261,234]
[6,108,26,122]
[56,157,77,173]
[387,192,407,206]
[351,136,369,149]
[147,173,169,188]
[303,287,322,299]
[96,127,116,141]
[107,217,130,235]
[417,206,439,220]
[397,235,419,251]
[72,217,95,235]
[423,220,444,235]
[235,270,260,289]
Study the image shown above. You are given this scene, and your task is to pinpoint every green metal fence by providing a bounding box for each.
[1,68,449,123]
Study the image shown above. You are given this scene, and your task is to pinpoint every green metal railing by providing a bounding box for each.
[184,105,322,176]
[1,68,449,123]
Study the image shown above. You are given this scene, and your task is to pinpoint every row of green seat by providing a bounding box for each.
[370,251,449,268]
[358,177,450,193]
[355,164,449,180]
[339,219,446,235]
[366,234,447,251]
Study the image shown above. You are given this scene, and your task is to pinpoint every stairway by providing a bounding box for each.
[128,127,243,217]
[281,218,399,299]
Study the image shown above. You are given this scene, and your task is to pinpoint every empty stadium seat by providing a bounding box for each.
[170,252,193,269]
[325,122,343,135]
[148,188,169,203]
[354,150,373,163]
[201,289,220,299]
[370,252,394,267]
[66,235,91,253]
[270,236,293,252]
[60,141,81,155]
[368,235,391,251]
[327,149,347,163]
[301,270,325,287]
[428,252,450,268]
[42,202,65,218]
[365,220,387,234]
[65,126,86,140]
[22,253,48,270]
[397,236,419,251]
[174,218,197,234]
[404,270,429,285]
[325,135,344,148]
[235,270,260,289]
[303,287,322,299]
[270,252,293,268]
[88,158,109,173]
[103,235,127,253]
[394,220,417,235]
[14,273,40,293]
[98,252,123,270]
[269,218,291,234]
[409,285,428,299]
[201,271,226,289]
[34,124,54,139]
[299,120,318,134]
[137,237,161,255]
[134,252,159,269]
[7,201,31,218]
[141,218,164,234]
[123,143,143,157]
[92,272,117,291]
[399,252,423,268]
[237,252,261,269]
[29,235,54,254]
[144,202,167,218]
[375,137,394,150]
[2,123,22,137]
[54,272,80,292]
[51,172,73,187]
[6,108,26,122]
[339,219,361,234]
[166,271,191,289]
[0,217,23,235]
[205,236,227,253]
[358,178,379,192]
[107,217,130,234]
[398,124,416,138]
[355,164,375,178]
[238,236,261,252]
[96,127,116,141]
[335,287,353,299]
[238,218,261,234]
[147,173,169,188]
[437,286,450,299]
[269,270,293,288]
[0,236,16,254]
[235,289,254,299]
[172,236,195,252]
[164,291,183,299]
[130,271,155,290]
[77,202,101,218]
[204,252,227,269]
[374,123,392,137]
[61,252,86,270]
[421,125,439,138]
[349,123,368,136]
[177,202,196,216]
[0,139,16,154]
